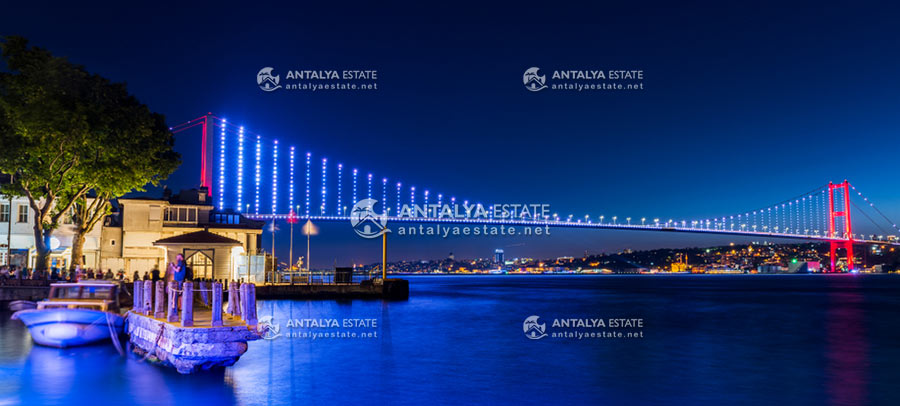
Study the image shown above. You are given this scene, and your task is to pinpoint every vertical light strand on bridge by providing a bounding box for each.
[789,202,794,234]
[254,134,261,215]
[410,186,416,206]
[272,140,278,215]
[237,126,244,212]
[367,173,373,200]
[396,182,402,214]
[821,190,827,237]
[289,147,295,214]
[218,119,226,211]
[801,197,806,235]
[337,164,343,216]
[382,178,387,215]
[424,190,430,217]
[321,158,327,215]
[305,152,311,217]
[352,169,358,205]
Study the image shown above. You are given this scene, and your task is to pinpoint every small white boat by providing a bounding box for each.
[12,281,125,348]
[7,300,37,311]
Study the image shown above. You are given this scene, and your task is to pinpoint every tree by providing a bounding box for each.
[0,36,180,270]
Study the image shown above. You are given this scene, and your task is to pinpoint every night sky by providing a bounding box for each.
[3,3,899,267]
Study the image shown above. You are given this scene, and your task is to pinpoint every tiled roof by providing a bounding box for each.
[153,230,242,246]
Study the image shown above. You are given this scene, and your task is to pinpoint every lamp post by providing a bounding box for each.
[6,173,12,267]
[289,205,299,285]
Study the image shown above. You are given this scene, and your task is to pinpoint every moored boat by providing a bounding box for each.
[12,281,125,348]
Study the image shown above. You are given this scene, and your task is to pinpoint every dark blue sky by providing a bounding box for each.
[3,2,899,266]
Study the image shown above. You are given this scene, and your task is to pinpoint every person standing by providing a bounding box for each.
[172,254,186,283]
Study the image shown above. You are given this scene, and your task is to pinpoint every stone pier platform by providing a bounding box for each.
[126,311,260,374]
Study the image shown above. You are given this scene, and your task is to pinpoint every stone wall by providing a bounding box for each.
[126,311,260,374]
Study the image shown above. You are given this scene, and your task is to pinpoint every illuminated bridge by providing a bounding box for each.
[171,114,900,271]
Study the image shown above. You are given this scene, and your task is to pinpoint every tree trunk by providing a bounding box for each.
[71,230,86,267]
[70,197,109,269]
[32,223,51,271]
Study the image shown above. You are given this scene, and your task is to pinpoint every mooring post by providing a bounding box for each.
[154,280,166,318]
[133,280,143,311]
[240,283,251,322]
[167,281,178,322]
[225,281,233,314]
[230,282,241,317]
[199,280,209,306]
[211,282,223,327]
[142,280,153,316]
[245,283,257,326]
[181,281,194,327]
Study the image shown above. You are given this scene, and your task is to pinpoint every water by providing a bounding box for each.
[2,275,899,405]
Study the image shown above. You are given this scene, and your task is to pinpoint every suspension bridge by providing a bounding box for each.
[171,113,900,271]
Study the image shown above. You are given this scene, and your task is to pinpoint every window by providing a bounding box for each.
[110,239,116,246]
[149,205,160,221]
[17,204,28,223]
[165,206,198,223]
[0,204,8,223]
[186,251,213,279]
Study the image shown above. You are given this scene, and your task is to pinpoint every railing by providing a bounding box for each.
[132,280,257,327]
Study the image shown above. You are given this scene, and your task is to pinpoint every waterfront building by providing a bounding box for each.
[1,186,265,281]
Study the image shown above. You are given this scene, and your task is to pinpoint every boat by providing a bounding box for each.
[11,281,125,348]
[7,300,37,311]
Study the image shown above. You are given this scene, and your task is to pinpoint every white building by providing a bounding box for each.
[1,187,265,281]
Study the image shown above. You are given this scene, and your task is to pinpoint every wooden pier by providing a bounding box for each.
[126,280,261,374]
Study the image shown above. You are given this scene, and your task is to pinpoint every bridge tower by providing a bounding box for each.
[199,113,214,194]
[827,180,854,271]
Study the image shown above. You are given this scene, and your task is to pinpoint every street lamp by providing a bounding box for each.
[612,216,617,225]
[599,215,604,224]
[641,217,646,226]
[626,217,631,225]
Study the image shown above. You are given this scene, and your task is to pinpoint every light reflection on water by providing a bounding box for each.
[2,275,899,405]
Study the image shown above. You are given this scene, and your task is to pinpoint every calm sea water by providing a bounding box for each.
[2,275,899,405]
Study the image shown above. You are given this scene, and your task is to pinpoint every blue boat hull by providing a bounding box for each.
[12,309,125,348]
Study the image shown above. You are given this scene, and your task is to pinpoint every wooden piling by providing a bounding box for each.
[154,280,166,318]
[244,283,257,326]
[167,281,178,322]
[225,281,233,314]
[229,282,241,317]
[142,280,153,316]
[239,283,248,321]
[181,281,193,327]
[133,280,143,311]
[211,282,223,327]
[199,280,209,306]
